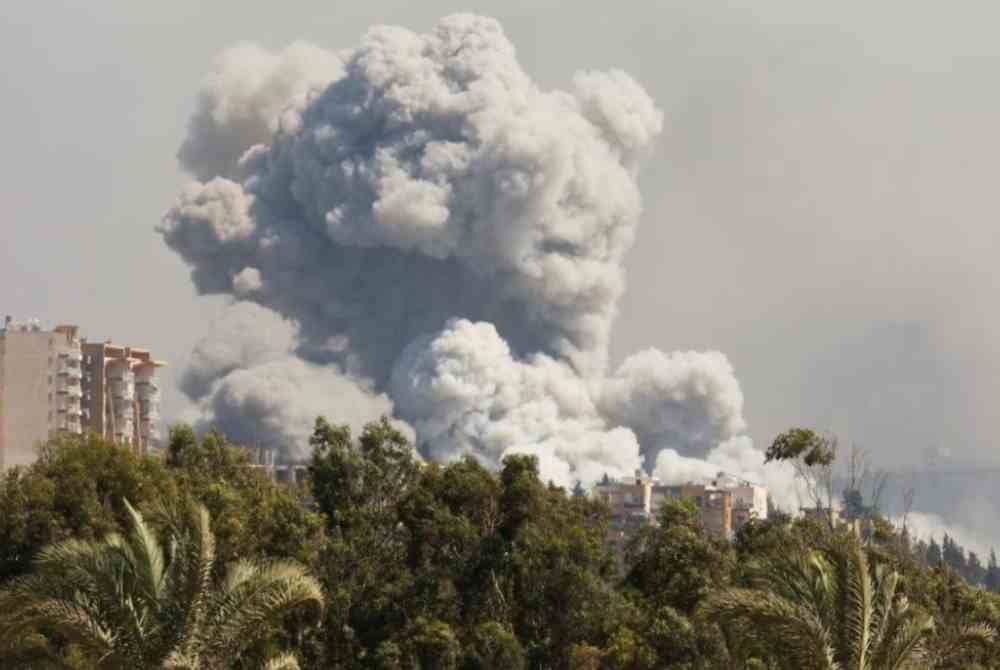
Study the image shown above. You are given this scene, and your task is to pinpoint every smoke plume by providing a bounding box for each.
[179,302,396,452]
[161,14,779,494]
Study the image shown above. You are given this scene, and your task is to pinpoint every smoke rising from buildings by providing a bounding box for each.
[160,13,783,493]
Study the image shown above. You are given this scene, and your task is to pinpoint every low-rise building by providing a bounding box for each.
[710,473,768,533]
[592,470,769,546]
[247,446,309,485]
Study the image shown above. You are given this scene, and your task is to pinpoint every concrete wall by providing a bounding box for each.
[0,330,53,468]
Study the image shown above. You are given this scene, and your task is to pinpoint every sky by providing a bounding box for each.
[2,2,999,505]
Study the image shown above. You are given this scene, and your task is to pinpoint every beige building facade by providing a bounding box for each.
[0,319,83,468]
[81,342,165,455]
[593,470,769,545]
[0,318,164,470]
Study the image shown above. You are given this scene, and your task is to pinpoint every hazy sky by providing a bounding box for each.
[3,0,999,474]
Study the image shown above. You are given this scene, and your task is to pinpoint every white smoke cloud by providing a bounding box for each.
[178,42,344,180]
[160,13,790,492]
[904,511,994,559]
[390,318,642,484]
[599,348,746,463]
[161,14,663,383]
[653,436,804,511]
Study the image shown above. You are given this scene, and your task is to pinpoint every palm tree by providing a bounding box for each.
[0,499,323,669]
[701,530,994,669]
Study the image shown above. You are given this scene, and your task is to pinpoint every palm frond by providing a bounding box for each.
[202,560,324,662]
[0,497,318,669]
[841,538,873,668]
[880,614,933,670]
[702,587,839,670]
[927,622,996,669]
[122,498,167,604]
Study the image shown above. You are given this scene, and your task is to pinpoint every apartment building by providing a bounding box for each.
[0,319,83,468]
[593,470,769,545]
[711,473,769,532]
[81,341,165,455]
[247,446,309,486]
[0,318,164,469]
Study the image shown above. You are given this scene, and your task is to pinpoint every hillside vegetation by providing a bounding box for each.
[0,419,997,669]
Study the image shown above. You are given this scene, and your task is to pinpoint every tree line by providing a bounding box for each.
[0,419,997,668]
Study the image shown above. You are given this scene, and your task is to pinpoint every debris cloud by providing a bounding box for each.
[162,14,776,491]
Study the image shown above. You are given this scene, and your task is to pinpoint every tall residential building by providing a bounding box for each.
[81,342,165,454]
[0,319,83,468]
[0,317,164,470]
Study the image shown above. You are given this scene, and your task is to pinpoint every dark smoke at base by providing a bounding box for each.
[161,14,800,500]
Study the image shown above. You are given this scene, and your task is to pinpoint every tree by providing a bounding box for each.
[0,432,175,583]
[463,621,525,670]
[941,534,968,576]
[765,429,838,527]
[309,416,418,538]
[307,416,420,667]
[621,500,733,668]
[841,444,889,521]
[905,565,1000,669]
[0,430,325,588]
[703,529,933,668]
[985,550,1000,593]
[405,618,461,669]
[0,498,323,668]
[624,499,732,616]
[927,538,943,566]
[966,552,986,587]
[765,428,836,467]
[164,426,326,569]
[703,528,995,669]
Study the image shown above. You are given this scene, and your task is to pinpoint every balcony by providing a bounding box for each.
[110,385,134,401]
[136,390,160,404]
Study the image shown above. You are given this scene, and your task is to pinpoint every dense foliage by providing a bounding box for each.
[1,422,998,669]
[0,499,323,668]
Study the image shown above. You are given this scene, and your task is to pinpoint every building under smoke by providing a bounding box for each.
[593,470,769,547]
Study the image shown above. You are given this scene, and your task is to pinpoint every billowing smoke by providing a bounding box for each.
[390,318,642,485]
[161,14,781,496]
[178,42,344,181]
[179,302,397,451]
[599,349,747,463]
[653,437,804,511]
